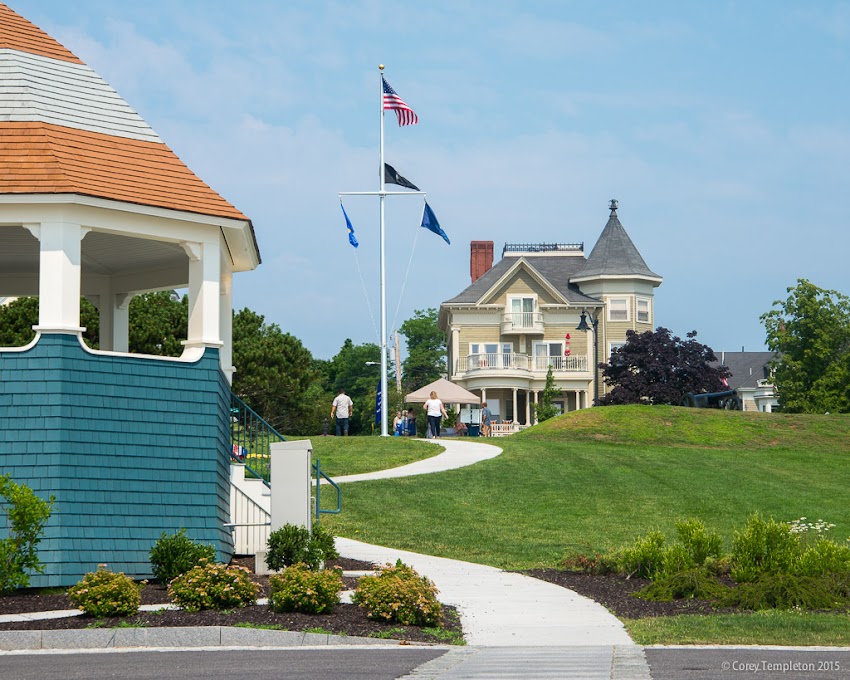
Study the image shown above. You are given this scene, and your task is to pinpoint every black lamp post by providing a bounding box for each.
[576,310,600,406]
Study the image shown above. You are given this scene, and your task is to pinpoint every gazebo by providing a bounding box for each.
[0,6,260,585]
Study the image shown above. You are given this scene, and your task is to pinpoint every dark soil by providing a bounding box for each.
[0,557,463,645]
[523,570,738,619]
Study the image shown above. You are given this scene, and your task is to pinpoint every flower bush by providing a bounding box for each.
[167,559,259,612]
[353,560,443,627]
[268,563,344,614]
[67,565,142,617]
[149,528,216,584]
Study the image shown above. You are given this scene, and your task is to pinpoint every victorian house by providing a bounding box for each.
[439,201,662,428]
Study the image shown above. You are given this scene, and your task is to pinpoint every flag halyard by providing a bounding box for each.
[382,76,419,126]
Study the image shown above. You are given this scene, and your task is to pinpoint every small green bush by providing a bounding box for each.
[0,475,55,593]
[724,573,845,611]
[635,568,729,602]
[68,566,141,617]
[353,560,443,627]
[617,530,667,579]
[794,538,850,578]
[149,528,216,585]
[265,523,337,571]
[168,559,259,612]
[268,563,344,614]
[731,514,800,583]
[675,518,723,566]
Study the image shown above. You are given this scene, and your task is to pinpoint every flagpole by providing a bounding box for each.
[378,64,389,437]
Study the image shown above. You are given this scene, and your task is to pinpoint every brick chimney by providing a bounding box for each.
[470,241,494,283]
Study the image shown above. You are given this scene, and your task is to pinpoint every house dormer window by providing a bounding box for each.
[507,295,536,328]
[608,297,629,322]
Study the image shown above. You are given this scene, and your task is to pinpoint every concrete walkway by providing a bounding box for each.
[331,438,502,484]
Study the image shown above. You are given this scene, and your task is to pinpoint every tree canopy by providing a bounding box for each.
[598,327,729,406]
[761,279,850,413]
[0,297,99,348]
[398,308,446,392]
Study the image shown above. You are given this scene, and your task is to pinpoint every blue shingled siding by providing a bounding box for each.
[0,333,233,587]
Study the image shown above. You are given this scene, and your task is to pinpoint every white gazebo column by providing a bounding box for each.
[182,239,222,350]
[28,222,89,334]
[95,288,131,352]
[220,263,234,383]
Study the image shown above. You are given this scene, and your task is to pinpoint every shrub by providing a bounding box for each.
[635,568,729,602]
[168,559,259,612]
[675,518,723,566]
[67,566,141,617]
[724,573,845,611]
[149,528,216,585]
[730,514,800,583]
[265,523,337,571]
[795,538,850,578]
[617,530,667,579]
[0,475,54,593]
[353,560,443,627]
[268,563,344,614]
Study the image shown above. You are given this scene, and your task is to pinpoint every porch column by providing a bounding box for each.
[220,261,234,383]
[512,387,518,421]
[533,390,539,424]
[28,221,89,334]
[183,239,222,349]
[525,389,531,425]
[451,326,459,378]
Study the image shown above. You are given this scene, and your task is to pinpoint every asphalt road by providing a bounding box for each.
[0,648,447,680]
[646,648,850,680]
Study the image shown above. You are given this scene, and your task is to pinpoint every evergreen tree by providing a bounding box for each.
[534,366,561,422]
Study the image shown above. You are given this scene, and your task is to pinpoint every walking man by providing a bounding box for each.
[331,388,354,436]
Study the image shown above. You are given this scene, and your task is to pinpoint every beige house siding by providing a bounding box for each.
[488,271,558,306]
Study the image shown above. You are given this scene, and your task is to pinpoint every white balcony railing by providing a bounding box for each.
[457,353,588,373]
[501,312,544,334]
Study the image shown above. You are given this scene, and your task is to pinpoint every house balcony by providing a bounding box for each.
[456,353,588,376]
[500,312,544,335]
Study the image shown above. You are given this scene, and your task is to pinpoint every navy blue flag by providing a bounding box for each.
[374,379,382,427]
[421,201,450,245]
[340,202,358,248]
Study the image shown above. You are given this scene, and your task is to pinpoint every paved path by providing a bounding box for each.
[331,438,502,484]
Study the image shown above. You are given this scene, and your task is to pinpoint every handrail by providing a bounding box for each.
[230,392,286,484]
[313,459,341,525]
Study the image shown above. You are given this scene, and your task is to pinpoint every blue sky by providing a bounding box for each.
[15,1,850,359]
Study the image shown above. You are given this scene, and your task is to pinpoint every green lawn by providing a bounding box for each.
[324,406,850,570]
[306,436,441,477]
[626,611,850,646]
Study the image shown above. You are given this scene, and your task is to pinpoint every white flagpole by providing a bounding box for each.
[378,64,389,437]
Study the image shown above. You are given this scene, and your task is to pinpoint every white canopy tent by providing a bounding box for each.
[405,378,480,404]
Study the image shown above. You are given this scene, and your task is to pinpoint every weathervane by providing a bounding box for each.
[609,199,618,214]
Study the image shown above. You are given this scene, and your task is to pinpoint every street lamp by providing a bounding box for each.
[576,310,600,406]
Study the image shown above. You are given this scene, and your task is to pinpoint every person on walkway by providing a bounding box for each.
[481,401,492,437]
[424,391,448,439]
[331,388,354,436]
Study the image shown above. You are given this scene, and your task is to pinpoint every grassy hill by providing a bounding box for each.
[325,406,850,570]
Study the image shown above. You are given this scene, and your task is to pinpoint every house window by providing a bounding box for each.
[508,296,536,328]
[470,342,513,368]
[637,298,650,323]
[609,341,626,358]
[533,341,564,370]
[608,298,629,322]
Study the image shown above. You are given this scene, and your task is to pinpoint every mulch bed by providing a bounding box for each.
[0,557,462,645]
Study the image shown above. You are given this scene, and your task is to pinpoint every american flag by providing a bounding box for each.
[382,76,418,126]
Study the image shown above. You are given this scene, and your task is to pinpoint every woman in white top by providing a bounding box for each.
[423,391,449,439]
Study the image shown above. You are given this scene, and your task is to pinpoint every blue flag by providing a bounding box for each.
[421,201,450,245]
[374,379,382,427]
[340,203,358,248]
